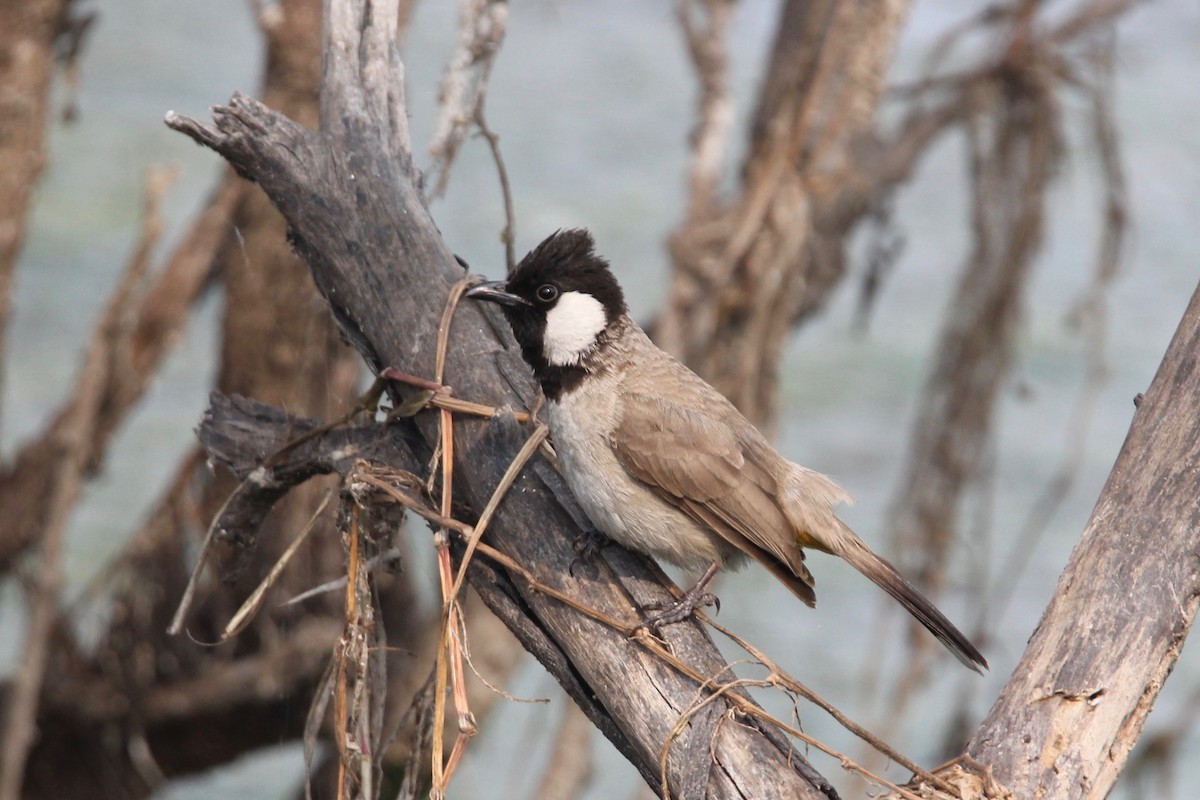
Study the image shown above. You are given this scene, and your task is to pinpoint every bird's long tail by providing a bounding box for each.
[780,464,986,671]
[833,530,988,673]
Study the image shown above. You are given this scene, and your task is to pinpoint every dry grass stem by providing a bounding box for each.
[458,625,548,706]
[329,500,384,800]
[167,477,241,636]
[381,367,531,423]
[448,422,549,602]
[473,104,517,274]
[222,489,334,638]
[703,615,955,795]
[630,629,931,800]
[428,275,484,796]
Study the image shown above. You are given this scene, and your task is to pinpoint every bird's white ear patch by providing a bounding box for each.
[543,291,608,366]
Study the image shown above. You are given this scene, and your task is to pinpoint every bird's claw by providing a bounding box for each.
[568,529,608,577]
[632,590,719,635]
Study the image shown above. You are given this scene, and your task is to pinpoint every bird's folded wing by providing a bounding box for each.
[610,393,817,604]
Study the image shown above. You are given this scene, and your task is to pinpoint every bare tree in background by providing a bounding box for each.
[0,1,455,797]
[0,0,1193,799]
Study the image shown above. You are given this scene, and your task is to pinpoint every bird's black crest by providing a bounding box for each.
[506,229,627,320]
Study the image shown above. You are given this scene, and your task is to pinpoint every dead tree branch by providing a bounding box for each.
[888,16,1063,620]
[0,166,159,797]
[677,0,736,222]
[428,0,509,198]
[872,1,1135,741]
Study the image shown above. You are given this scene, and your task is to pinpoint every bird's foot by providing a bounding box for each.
[568,529,608,577]
[633,587,720,635]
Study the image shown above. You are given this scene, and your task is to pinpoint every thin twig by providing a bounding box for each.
[222,490,334,638]
[984,25,1125,630]
[428,276,479,796]
[0,422,81,800]
[303,659,339,800]
[350,465,634,633]
[473,103,517,274]
[630,630,931,800]
[676,0,736,222]
[658,662,751,798]
[167,482,240,636]
[447,422,549,602]
[458,626,549,706]
[704,615,956,795]
[381,366,531,423]
[282,547,402,607]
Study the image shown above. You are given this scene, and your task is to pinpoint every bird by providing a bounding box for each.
[466,229,987,672]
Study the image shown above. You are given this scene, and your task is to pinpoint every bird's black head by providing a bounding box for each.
[466,229,627,399]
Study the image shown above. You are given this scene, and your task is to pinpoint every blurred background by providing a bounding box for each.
[1,0,1197,798]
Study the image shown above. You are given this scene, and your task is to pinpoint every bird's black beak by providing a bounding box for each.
[465,280,531,308]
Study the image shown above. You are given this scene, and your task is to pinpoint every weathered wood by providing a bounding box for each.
[166,1,833,795]
[964,280,1200,798]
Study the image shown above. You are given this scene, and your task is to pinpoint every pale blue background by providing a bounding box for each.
[3,1,1197,798]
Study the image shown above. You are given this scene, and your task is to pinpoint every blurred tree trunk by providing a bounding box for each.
[0,0,78,428]
[659,0,909,427]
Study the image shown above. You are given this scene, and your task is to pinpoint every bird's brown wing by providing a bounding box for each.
[610,392,817,605]
[612,381,987,672]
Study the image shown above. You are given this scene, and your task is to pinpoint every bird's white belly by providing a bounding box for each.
[546,388,734,572]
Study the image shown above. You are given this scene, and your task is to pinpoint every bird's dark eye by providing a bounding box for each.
[536,284,559,303]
